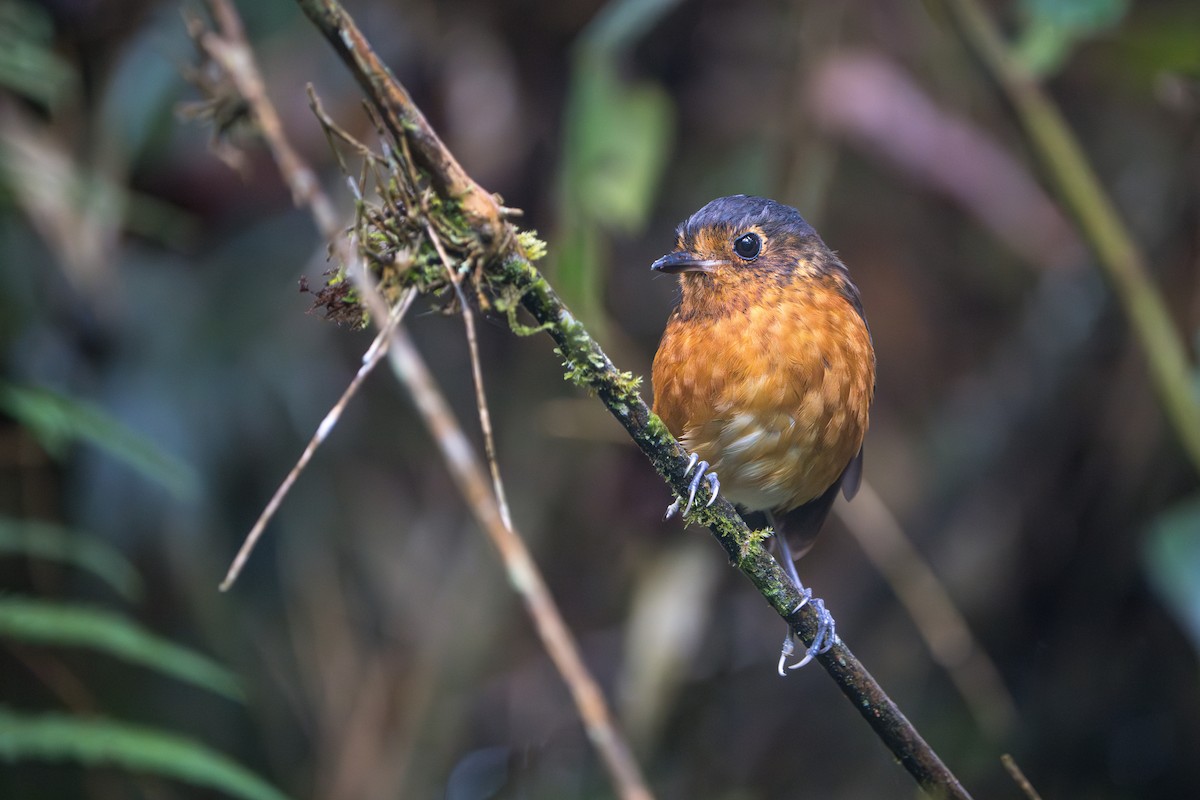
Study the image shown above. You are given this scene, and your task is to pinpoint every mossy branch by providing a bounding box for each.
[286,1,973,796]
[294,0,506,247]
[193,6,651,798]
[491,254,972,799]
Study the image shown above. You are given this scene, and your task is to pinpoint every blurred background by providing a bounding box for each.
[2,0,1199,797]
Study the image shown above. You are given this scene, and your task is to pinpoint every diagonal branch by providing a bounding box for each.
[235,1,974,797]
[493,253,973,799]
[294,0,506,247]
[193,4,651,798]
[379,319,652,800]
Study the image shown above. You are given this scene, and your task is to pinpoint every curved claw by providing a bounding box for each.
[682,460,709,515]
[777,634,796,676]
[664,498,682,520]
[778,588,812,675]
[663,453,721,518]
[682,459,720,514]
[777,576,839,675]
[812,598,837,652]
[782,597,837,672]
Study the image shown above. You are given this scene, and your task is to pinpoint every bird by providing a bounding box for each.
[650,195,875,670]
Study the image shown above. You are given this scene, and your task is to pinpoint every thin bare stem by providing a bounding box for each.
[202,0,977,795]
[192,3,340,244]
[944,0,1200,475]
[194,3,651,796]
[424,221,514,530]
[836,481,1016,739]
[196,5,408,591]
[220,297,410,591]
[382,331,652,800]
[1001,754,1044,800]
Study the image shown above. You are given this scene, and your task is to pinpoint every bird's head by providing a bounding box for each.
[652,195,846,317]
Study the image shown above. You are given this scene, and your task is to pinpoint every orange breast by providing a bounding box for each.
[652,281,874,512]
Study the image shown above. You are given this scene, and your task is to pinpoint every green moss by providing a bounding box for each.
[556,348,594,391]
[490,269,553,337]
[516,229,548,262]
[642,412,672,444]
[739,527,772,567]
[309,126,504,325]
[505,312,553,338]
[613,370,643,404]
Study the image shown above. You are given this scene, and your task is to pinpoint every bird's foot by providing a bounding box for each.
[777,591,836,674]
[664,453,720,519]
[768,519,836,674]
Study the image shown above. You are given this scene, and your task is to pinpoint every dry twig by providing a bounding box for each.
[220,295,411,591]
[200,0,977,796]
[193,3,651,797]
[1001,753,1045,800]
[837,482,1017,739]
[423,219,515,530]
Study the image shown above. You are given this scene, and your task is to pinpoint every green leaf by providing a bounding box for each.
[0,517,143,602]
[555,58,672,327]
[1143,495,1200,656]
[0,708,289,800]
[0,598,243,702]
[581,0,683,57]
[0,0,76,109]
[0,383,200,502]
[551,0,680,331]
[564,60,673,234]
[1015,0,1130,76]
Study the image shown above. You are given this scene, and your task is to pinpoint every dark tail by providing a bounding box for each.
[772,446,863,560]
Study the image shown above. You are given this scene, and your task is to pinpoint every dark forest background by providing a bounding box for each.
[2,0,1200,797]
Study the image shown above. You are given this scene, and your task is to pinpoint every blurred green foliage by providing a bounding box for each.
[0,527,280,797]
[0,383,199,502]
[1145,496,1200,654]
[0,518,143,601]
[1015,0,1129,76]
[1,0,1199,798]
[554,0,677,337]
[0,0,74,110]
[0,598,243,701]
[0,709,289,800]
[563,61,671,235]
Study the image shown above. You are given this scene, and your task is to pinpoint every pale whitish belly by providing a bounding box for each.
[685,406,839,512]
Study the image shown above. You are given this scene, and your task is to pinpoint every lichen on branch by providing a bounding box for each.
[234,2,980,795]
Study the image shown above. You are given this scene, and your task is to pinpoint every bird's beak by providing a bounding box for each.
[650,251,727,274]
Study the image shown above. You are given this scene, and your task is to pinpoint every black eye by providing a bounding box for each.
[733,232,761,261]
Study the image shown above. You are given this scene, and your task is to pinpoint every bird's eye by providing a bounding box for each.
[733,232,761,261]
